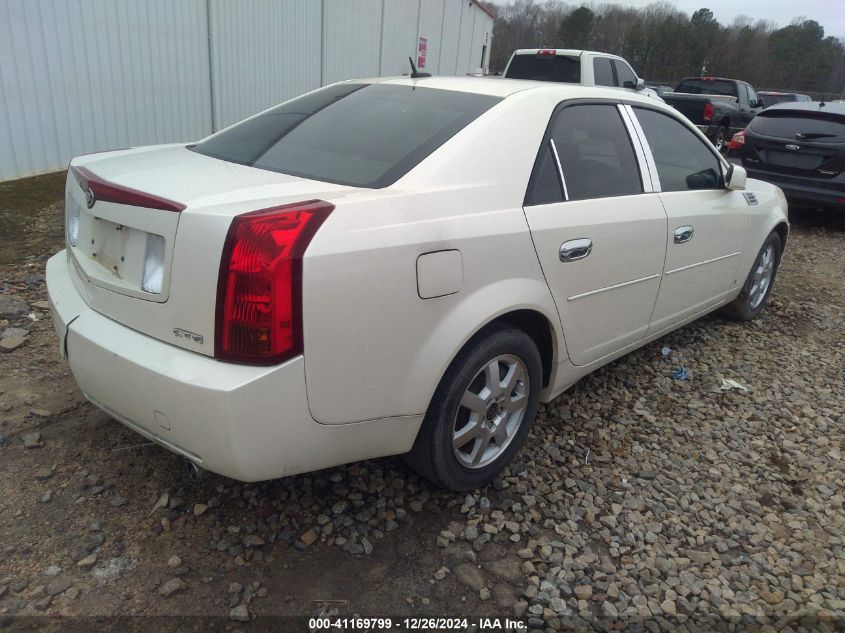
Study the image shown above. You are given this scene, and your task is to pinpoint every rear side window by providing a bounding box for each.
[505,54,581,83]
[191,83,501,188]
[613,61,637,88]
[675,79,738,98]
[550,104,642,201]
[750,110,845,143]
[593,58,614,87]
[634,107,723,191]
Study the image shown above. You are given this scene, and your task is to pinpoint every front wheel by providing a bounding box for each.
[721,231,781,321]
[404,325,542,491]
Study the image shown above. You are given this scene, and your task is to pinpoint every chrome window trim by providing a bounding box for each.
[549,138,569,201]
[623,104,662,192]
[617,104,655,193]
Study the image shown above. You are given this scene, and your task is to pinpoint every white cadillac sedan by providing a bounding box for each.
[47,77,788,491]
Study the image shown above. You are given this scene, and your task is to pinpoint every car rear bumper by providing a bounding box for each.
[46,250,421,481]
[742,168,845,209]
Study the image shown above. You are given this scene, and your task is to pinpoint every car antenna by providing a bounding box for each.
[408,57,431,79]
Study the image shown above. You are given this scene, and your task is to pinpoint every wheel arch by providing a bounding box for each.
[773,221,789,260]
[420,301,564,423]
[472,309,557,389]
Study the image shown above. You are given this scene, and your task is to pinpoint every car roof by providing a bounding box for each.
[359,75,658,103]
[758,91,808,97]
[678,76,746,84]
[762,101,845,115]
[511,48,617,58]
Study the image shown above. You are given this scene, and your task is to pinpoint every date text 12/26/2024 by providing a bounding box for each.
[309,617,527,631]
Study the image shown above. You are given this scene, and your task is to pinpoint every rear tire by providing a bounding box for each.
[720,231,781,321]
[404,325,542,491]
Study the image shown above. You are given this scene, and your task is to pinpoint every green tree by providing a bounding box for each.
[559,7,595,49]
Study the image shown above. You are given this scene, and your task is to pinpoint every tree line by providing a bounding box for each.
[483,1,845,98]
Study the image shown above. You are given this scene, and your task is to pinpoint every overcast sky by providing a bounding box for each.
[487,0,844,38]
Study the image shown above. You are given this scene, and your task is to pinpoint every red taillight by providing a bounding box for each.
[537,49,556,56]
[70,166,185,212]
[214,200,333,365]
[728,129,746,150]
[703,102,714,123]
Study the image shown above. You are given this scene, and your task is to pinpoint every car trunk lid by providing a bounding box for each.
[65,144,352,356]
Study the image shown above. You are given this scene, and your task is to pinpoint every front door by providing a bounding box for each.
[523,102,667,366]
[631,106,748,333]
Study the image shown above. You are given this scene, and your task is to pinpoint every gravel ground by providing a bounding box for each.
[0,177,843,632]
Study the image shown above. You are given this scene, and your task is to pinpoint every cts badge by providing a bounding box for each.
[785,144,800,151]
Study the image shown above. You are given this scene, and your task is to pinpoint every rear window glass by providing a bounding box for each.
[750,110,845,143]
[191,83,501,188]
[505,54,581,83]
[676,79,738,98]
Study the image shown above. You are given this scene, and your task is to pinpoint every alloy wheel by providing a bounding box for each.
[452,354,529,469]
[749,244,775,309]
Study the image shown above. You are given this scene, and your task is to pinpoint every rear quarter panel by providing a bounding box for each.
[302,93,567,424]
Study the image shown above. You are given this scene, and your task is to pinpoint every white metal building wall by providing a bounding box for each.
[0,0,211,181]
[209,0,322,130]
[0,0,494,182]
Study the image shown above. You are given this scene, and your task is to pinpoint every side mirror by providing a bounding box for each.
[749,99,761,108]
[636,78,645,90]
[726,164,747,190]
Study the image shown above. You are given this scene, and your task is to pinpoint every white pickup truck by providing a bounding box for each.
[503,49,664,101]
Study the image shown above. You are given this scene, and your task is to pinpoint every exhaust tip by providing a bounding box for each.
[186,460,206,482]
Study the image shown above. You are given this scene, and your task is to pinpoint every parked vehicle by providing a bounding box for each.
[503,49,664,101]
[663,77,763,151]
[730,101,845,213]
[47,77,788,491]
[646,84,675,97]
[758,91,812,108]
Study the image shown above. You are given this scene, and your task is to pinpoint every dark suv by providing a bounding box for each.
[733,102,845,212]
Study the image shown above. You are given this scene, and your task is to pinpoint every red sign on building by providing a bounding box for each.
[417,37,427,68]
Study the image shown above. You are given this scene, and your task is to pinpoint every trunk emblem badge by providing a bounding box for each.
[85,187,96,208]
[173,328,204,344]
[785,144,800,151]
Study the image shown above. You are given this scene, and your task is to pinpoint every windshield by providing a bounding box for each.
[761,94,796,107]
[675,79,738,98]
[505,54,581,83]
[191,83,501,188]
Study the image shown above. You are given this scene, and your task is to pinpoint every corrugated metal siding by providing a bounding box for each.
[417,0,445,74]
[439,0,463,76]
[209,0,321,130]
[455,0,475,75]
[379,0,419,77]
[0,0,495,181]
[469,3,492,73]
[0,0,211,181]
[322,0,382,85]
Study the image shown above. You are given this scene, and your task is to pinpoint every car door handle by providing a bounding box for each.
[674,226,694,244]
[559,238,592,262]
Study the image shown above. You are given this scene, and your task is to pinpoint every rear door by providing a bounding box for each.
[630,106,748,333]
[522,101,667,366]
